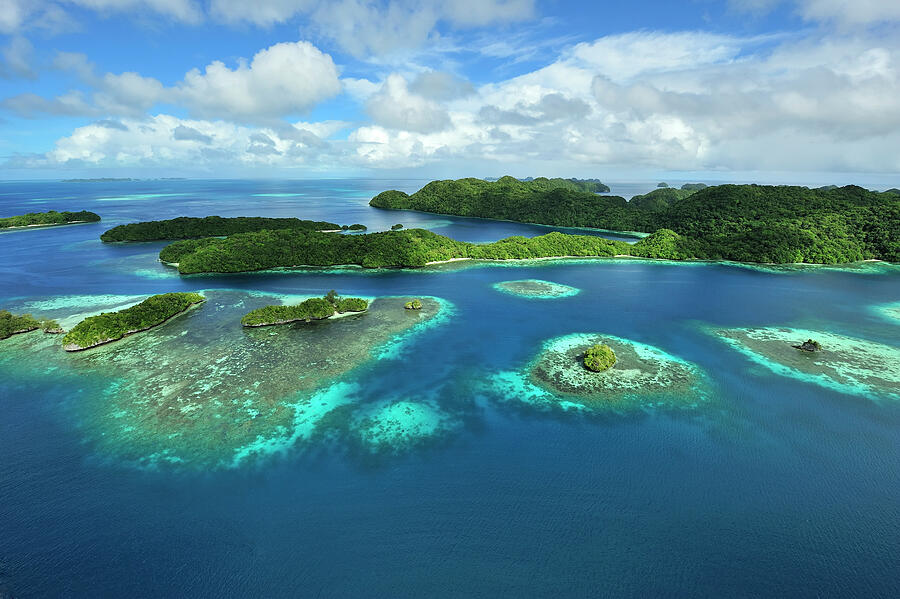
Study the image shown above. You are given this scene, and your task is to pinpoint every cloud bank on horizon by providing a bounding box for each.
[0,0,898,180]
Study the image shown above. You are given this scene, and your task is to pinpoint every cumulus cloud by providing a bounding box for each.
[3,41,340,122]
[19,114,342,169]
[366,73,452,133]
[174,41,340,121]
[409,71,475,100]
[346,30,900,174]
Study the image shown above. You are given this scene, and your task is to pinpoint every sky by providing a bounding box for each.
[0,0,899,184]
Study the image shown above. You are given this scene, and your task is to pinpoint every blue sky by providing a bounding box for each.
[1,0,899,184]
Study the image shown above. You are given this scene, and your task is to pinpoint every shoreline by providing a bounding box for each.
[369,205,649,239]
[1,220,92,232]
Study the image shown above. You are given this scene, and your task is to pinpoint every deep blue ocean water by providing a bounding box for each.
[1,179,899,597]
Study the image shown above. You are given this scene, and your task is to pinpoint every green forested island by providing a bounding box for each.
[241,292,369,326]
[0,311,62,339]
[100,216,341,242]
[1,210,101,230]
[371,179,900,263]
[160,228,657,273]
[62,292,205,351]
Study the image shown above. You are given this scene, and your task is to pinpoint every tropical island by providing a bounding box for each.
[370,178,900,263]
[1,311,62,340]
[583,344,616,371]
[241,291,369,327]
[62,292,205,351]
[158,227,662,273]
[100,215,342,242]
[1,210,101,230]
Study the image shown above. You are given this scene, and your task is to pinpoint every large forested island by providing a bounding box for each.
[1,210,101,230]
[159,228,661,273]
[100,215,341,242]
[370,177,899,263]
[62,292,205,351]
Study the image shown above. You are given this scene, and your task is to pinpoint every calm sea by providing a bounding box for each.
[0,179,898,598]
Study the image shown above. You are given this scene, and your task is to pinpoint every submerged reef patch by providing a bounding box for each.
[351,399,461,452]
[487,333,707,412]
[872,302,900,325]
[0,291,448,468]
[493,279,580,299]
[713,327,900,400]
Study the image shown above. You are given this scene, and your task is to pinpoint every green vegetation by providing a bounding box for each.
[583,344,617,372]
[794,339,823,352]
[657,182,668,188]
[0,210,100,229]
[405,299,423,310]
[62,292,205,351]
[241,292,368,326]
[391,223,404,230]
[681,183,708,191]
[1,311,40,339]
[163,228,633,273]
[100,216,340,242]
[343,224,367,231]
[371,179,900,264]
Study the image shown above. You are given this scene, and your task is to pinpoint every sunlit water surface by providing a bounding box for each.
[1,179,899,597]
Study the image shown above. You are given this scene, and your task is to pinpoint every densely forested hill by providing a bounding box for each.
[371,180,900,263]
[100,215,341,242]
[0,210,100,229]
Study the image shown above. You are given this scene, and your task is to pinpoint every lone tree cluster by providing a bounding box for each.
[583,343,616,372]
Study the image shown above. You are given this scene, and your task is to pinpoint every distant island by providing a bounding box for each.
[241,291,368,327]
[62,178,137,182]
[101,216,342,242]
[1,210,101,230]
[370,178,900,264]
[62,292,204,351]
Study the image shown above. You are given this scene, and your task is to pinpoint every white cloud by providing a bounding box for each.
[25,114,344,169]
[0,36,35,79]
[731,0,900,25]
[174,41,341,121]
[3,41,340,122]
[366,74,452,133]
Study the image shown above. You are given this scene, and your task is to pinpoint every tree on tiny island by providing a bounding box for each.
[583,343,616,372]
[404,299,422,310]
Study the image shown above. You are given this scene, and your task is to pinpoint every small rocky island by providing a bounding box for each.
[1,311,62,340]
[404,299,423,310]
[793,339,822,352]
[241,291,368,327]
[62,292,205,351]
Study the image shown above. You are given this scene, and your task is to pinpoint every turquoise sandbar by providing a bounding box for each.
[493,279,580,299]
[713,326,900,401]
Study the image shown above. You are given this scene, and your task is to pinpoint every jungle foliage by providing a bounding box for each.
[100,216,341,242]
[0,210,100,229]
[62,292,205,349]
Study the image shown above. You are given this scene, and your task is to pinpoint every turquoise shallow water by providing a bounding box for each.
[1,179,899,597]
